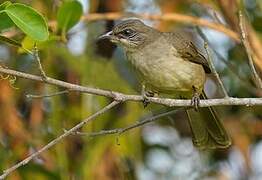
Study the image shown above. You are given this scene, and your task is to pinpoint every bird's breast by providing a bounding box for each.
[127,40,206,95]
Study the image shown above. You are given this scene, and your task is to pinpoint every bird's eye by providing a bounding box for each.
[122,29,134,37]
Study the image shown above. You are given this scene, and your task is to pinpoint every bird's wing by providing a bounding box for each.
[165,32,211,73]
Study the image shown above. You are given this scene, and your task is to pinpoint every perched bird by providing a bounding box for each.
[99,19,231,149]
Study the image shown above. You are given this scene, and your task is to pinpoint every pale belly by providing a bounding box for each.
[128,53,206,96]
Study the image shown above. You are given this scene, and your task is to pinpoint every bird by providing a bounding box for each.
[99,19,231,150]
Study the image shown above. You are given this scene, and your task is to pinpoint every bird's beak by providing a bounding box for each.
[98,31,113,40]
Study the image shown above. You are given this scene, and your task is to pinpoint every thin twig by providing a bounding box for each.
[33,44,47,80]
[238,11,262,89]
[196,26,229,97]
[0,101,120,180]
[204,42,229,97]
[75,108,181,137]
[195,27,257,94]
[0,66,262,107]
[26,90,71,99]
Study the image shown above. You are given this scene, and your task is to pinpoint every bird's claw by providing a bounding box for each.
[191,93,200,111]
[142,91,154,108]
[142,96,150,108]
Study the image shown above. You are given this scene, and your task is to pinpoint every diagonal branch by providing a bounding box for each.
[33,44,47,80]
[238,11,262,89]
[75,108,181,137]
[204,41,229,97]
[0,101,120,180]
[196,27,229,97]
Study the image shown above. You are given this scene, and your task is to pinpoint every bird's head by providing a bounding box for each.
[99,19,157,51]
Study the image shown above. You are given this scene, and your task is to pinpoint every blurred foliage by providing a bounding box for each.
[0,0,262,180]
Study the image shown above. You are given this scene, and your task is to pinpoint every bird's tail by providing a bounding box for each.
[186,91,231,150]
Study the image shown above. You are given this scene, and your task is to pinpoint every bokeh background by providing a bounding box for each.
[0,0,262,179]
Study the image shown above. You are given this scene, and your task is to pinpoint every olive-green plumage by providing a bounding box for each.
[100,19,231,149]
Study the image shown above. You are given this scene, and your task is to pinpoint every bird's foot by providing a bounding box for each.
[142,91,154,108]
[191,95,200,111]
[191,86,200,111]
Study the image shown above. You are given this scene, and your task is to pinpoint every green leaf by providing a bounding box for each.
[18,36,35,53]
[4,3,49,41]
[0,12,14,31]
[0,35,21,47]
[57,0,83,33]
[18,35,55,53]
[0,1,14,31]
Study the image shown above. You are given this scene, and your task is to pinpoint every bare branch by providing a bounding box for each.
[204,42,229,97]
[149,97,262,107]
[238,11,262,89]
[0,101,120,180]
[0,67,262,107]
[33,44,47,80]
[26,90,71,99]
[75,108,181,137]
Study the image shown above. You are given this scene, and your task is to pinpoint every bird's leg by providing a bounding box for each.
[141,84,154,108]
[191,86,200,111]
